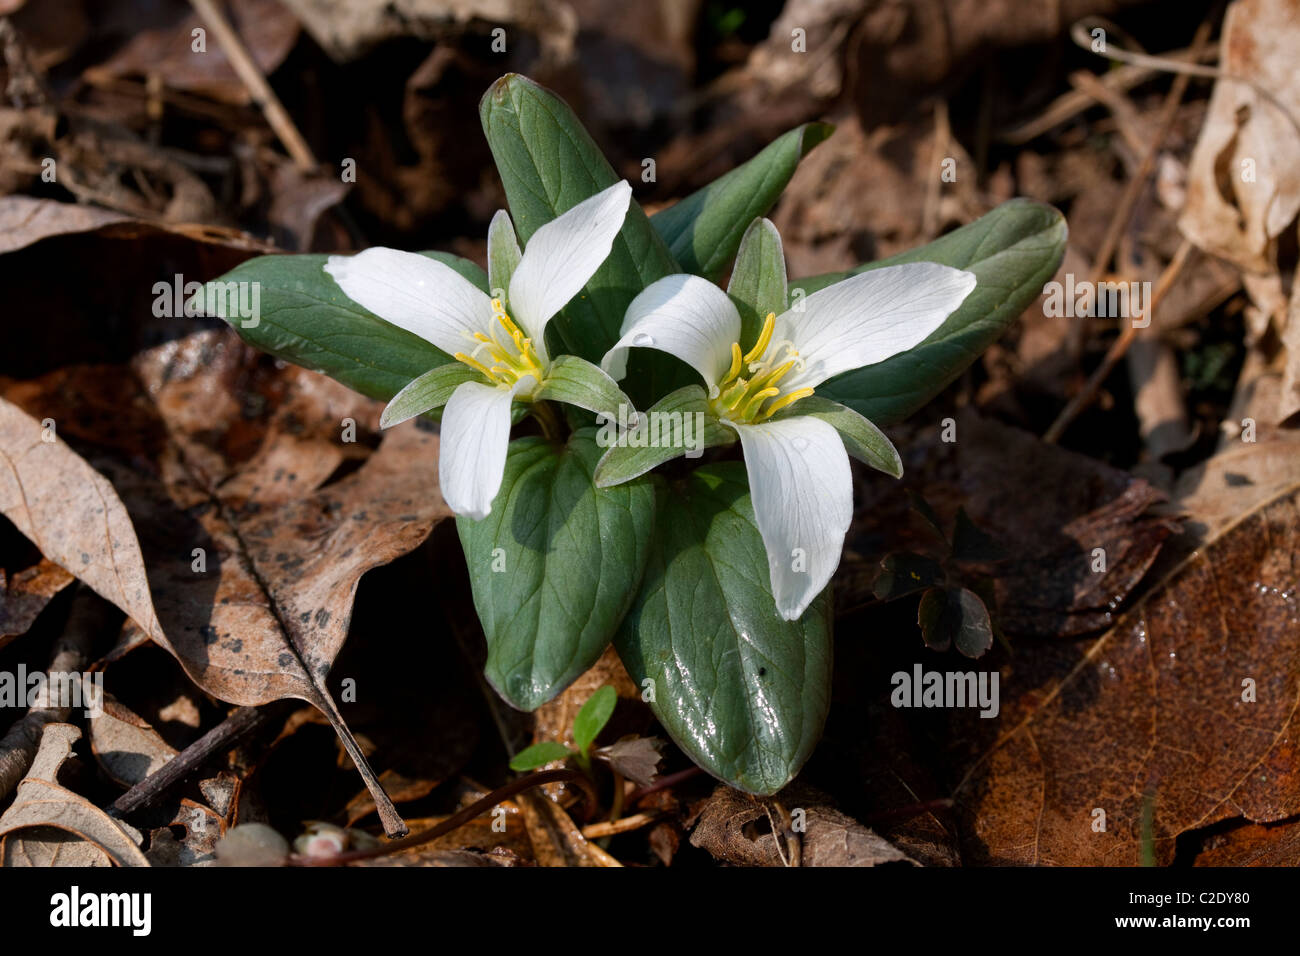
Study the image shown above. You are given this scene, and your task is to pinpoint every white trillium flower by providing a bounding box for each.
[324,181,633,520]
[601,254,977,621]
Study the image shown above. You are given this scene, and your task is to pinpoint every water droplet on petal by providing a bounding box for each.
[632,332,655,347]
[792,436,809,451]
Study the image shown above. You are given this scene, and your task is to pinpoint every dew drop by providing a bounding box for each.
[792,436,810,451]
[632,332,655,347]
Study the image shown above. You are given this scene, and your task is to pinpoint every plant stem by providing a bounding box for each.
[290,769,597,865]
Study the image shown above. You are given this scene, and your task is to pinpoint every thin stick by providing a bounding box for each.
[1044,15,1214,443]
[290,769,598,866]
[999,44,1218,145]
[187,0,317,171]
[1044,239,1194,444]
[581,811,660,839]
[108,702,287,817]
[1069,17,1300,139]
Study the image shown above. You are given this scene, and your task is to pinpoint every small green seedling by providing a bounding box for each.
[508,685,617,773]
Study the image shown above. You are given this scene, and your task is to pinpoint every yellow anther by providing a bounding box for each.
[740,387,780,420]
[497,312,524,339]
[455,352,496,379]
[454,298,544,393]
[742,312,776,364]
[723,342,744,383]
[754,387,814,421]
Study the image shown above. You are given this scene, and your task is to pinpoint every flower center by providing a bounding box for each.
[454,298,545,393]
[709,311,813,423]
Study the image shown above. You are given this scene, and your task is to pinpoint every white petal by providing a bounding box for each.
[325,248,494,356]
[776,262,976,391]
[438,378,530,520]
[508,181,632,349]
[732,416,852,621]
[601,274,741,386]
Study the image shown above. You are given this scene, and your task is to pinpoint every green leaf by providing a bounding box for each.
[593,386,735,487]
[380,362,484,428]
[198,251,487,404]
[918,586,994,658]
[804,199,1067,426]
[487,209,522,303]
[509,741,572,772]
[651,123,834,279]
[774,396,901,478]
[727,217,788,345]
[479,74,679,363]
[533,355,632,421]
[458,428,657,711]
[615,464,832,795]
[572,685,617,757]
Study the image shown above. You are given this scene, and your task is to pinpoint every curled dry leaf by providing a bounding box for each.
[0,329,454,837]
[1179,0,1300,275]
[1178,0,1300,419]
[690,784,915,867]
[596,736,663,787]
[0,558,74,649]
[88,695,178,788]
[0,196,273,256]
[0,723,149,866]
[146,799,224,867]
[950,435,1300,864]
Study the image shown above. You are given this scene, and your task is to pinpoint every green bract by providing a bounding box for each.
[202,73,1066,795]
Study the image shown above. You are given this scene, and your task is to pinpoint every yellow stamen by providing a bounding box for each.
[740,387,780,420]
[724,342,744,383]
[754,387,814,421]
[455,352,496,379]
[742,312,776,364]
[497,312,524,339]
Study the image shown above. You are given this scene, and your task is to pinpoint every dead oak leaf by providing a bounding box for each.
[951,440,1300,865]
[0,337,451,836]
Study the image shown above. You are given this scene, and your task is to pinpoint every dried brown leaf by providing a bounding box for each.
[0,723,149,866]
[0,558,74,648]
[951,437,1300,864]
[691,784,914,867]
[88,695,178,788]
[0,330,453,836]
